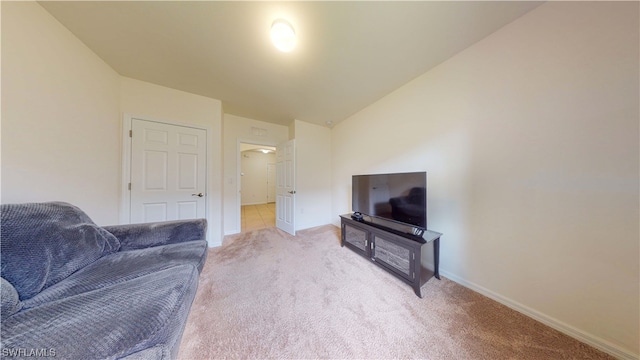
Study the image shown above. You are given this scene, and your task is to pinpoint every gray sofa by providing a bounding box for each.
[0,202,208,359]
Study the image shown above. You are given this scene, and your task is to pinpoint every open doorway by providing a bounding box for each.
[239,142,277,232]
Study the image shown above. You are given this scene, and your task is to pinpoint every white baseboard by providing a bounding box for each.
[439,270,639,360]
[206,239,222,248]
[224,229,240,236]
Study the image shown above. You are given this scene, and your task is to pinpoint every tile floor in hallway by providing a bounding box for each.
[241,203,276,232]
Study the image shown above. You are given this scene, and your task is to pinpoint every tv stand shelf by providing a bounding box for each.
[339,214,441,298]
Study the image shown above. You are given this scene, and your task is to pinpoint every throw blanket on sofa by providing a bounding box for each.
[1,202,121,300]
[1,202,207,359]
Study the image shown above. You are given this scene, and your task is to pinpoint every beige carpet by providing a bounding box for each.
[178,225,612,359]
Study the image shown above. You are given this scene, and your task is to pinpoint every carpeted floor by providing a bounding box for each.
[178,225,612,359]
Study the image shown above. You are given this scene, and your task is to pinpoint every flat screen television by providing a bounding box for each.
[352,171,427,232]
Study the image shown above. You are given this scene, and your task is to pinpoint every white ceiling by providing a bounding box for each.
[39,1,543,127]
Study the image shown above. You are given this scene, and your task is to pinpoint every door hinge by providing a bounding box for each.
[128,183,131,190]
[129,130,132,138]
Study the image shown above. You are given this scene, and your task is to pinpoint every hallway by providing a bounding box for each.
[241,203,275,232]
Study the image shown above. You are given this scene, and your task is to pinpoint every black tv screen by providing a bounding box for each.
[352,171,427,230]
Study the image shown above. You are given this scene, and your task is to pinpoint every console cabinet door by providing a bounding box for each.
[371,233,415,281]
[342,222,370,258]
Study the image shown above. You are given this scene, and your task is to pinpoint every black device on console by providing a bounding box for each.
[351,212,364,221]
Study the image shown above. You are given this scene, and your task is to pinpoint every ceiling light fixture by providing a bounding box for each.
[271,19,296,52]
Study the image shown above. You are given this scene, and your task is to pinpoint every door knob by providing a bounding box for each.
[192,193,204,197]
[288,190,296,194]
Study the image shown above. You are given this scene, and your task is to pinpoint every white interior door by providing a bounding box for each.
[130,119,207,223]
[276,139,295,235]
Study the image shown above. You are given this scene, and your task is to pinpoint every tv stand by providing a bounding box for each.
[339,215,441,298]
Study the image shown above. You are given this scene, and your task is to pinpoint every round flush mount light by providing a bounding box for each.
[271,19,296,52]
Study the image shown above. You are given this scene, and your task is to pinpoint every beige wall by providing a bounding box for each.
[332,2,638,357]
[120,77,224,246]
[0,3,225,245]
[223,114,289,235]
[240,151,276,205]
[292,120,332,230]
[1,2,121,224]
[120,77,222,129]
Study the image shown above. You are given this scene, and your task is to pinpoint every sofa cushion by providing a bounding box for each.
[1,265,199,359]
[104,219,207,251]
[0,202,120,300]
[1,277,22,318]
[21,240,207,309]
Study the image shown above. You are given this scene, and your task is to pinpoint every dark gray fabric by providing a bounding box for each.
[0,202,120,300]
[1,202,207,359]
[1,277,22,318]
[1,265,199,360]
[22,240,207,309]
[104,219,207,251]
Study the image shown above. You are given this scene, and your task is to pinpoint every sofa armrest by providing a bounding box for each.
[103,219,207,251]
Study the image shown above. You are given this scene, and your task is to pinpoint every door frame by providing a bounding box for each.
[120,114,213,241]
[236,139,278,233]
